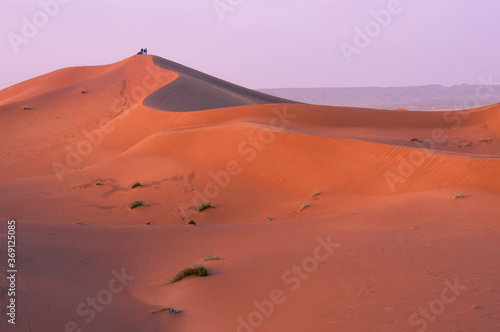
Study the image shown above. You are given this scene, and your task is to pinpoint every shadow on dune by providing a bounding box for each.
[142,55,300,112]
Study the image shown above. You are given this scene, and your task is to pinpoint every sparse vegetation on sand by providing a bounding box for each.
[187,220,196,225]
[266,216,273,221]
[311,190,321,198]
[129,200,144,209]
[152,307,179,315]
[95,182,103,186]
[202,253,219,261]
[197,201,212,212]
[80,90,88,94]
[451,193,465,200]
[164,264,208,285]
[410,137,423,143]
[131,181,141,189]
[478,138,492,143]
[22,106,30,110]
[297,203,309,212]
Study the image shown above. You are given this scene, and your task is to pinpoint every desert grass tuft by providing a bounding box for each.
[297,203,309,212]
[197,201,212,212]
[187,220,196,225]
[131,181,141,189]
[202,253,219,261]
[311,190,321,198]
[410,137,423,143]
[451,193,465,200]
[266,216,273,221]
[22,106,30,110]
[152,307,179,315]
[129,200,144,209]
[164,264,208,285]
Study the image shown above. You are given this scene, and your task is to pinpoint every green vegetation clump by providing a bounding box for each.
[22,106,30,110]
[311,190,321,198]
[187,220,196,225]
[131,181,141,189]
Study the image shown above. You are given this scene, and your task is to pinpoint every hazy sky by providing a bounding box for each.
[1,0,499,90]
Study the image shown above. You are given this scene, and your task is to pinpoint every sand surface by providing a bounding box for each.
[0,55,499,331]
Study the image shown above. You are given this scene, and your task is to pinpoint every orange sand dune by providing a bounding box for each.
[0,55,499,331]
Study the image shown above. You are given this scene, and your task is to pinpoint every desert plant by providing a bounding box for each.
[145,221,151,225]
[166,264,208,285]
[80,90,88,94]
[265,216,273,221]
[410,137,423,143]
[451,193,465,200]
[22,106,30,110]
[479,138,492,143]
[152,307,178,315]
[131,181,141,189]
[197,201,212,212]
[95,182,103,186]
[311,190,321,198]
[202,253,219,261]
[129,200,144,209]
[187,220,196,225]
[297,203,309,212]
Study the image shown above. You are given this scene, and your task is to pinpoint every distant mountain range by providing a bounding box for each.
[258,84,500,111]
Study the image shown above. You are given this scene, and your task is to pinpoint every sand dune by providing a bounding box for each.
[0,55,499,331]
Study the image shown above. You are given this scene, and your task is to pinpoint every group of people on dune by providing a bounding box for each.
[137,48,148,54]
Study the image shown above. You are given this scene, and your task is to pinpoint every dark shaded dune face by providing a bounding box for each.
[143,55,299,112]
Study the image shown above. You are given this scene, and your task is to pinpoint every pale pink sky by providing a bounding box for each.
[1,0,499,90]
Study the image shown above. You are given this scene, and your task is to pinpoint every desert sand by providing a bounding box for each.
[0,54,499,331]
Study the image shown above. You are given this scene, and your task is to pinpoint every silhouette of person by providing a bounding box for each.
[144,48,148,54]
[140,48,144,54]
